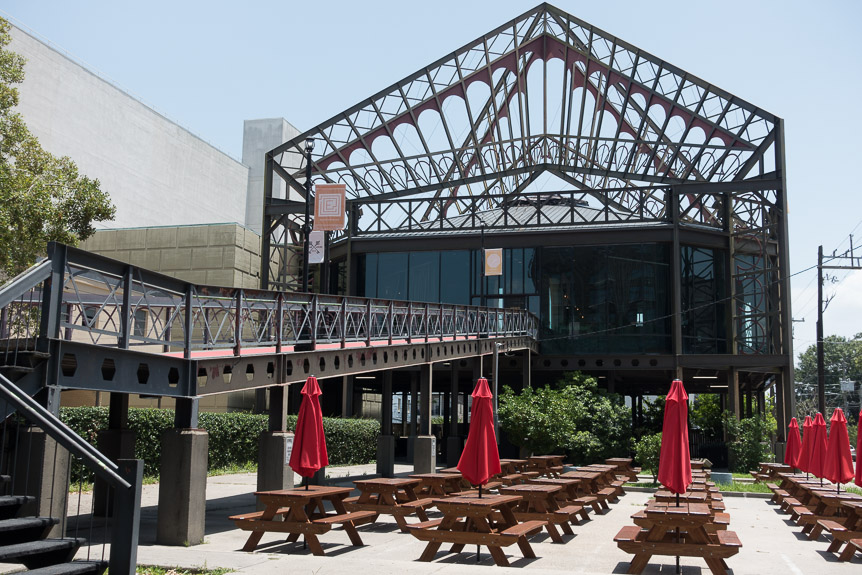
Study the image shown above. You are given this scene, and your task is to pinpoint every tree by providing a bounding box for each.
[795,334,862,418]
[498,371,632,464]
[633,432,662,483]
[0,18,114,280]
[690,394,723,440]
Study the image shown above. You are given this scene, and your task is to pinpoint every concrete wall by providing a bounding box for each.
[9,25,250,230]
[242,118,301,235]
[80,223,261,289]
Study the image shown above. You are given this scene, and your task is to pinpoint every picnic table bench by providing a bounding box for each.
[345,477,434,533]
[498,483,577,542]
[407,493,545,567]
[615,502,741,575]
[229,485,374,555]
[527,477,591,522]
[813,500,862,559]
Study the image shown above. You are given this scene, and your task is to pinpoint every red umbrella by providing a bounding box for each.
[856,410,862,487]
[823,408,854,490]
[784,417,801,469]
[289,376,329,482]
[457,377,501,490]
[657,379,692,495]
[808,413,828,480]
[798,415,813,474]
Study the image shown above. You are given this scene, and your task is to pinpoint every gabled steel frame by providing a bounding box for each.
[261,3,793,433]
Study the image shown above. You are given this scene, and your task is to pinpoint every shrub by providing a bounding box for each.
[60,407,379,478]
[498,371,631,464]
[634,432,662,482]
[724,412,775,472]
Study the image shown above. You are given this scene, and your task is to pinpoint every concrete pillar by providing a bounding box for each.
[414,363,436,473]
[377,371,395,477]
[257,386,293,507]
[728,368,740,420]
[14,428,70,538]
[95,393,135,516]
[342,375,354,417]
[156,428,208,546]
[745,387,753,418]
[522,350,531,388]
[407,372,419,460]
[447,363,463,467]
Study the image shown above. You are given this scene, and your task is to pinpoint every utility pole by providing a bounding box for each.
[817,236,862,413]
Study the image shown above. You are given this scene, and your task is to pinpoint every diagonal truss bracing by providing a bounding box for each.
[267,2,778,215]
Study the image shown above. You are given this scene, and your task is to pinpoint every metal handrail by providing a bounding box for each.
[0,259,51,309]
[0,373,130,490]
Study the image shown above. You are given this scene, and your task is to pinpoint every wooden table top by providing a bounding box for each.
[645,501,712,517]
[255,485,351,498]
[528,477,582,486]
[500,483,562,497]
[655,490,708,502]
[606,458,633,464]
[434,493,521,508]
[410,472,461,479]
[353,477,422,488]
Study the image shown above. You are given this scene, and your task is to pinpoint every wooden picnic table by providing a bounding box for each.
[499,458,528,473]
[527,455,566,477]
[229,485,374,555]
[615,502,741,575]
[410,472,465,497]
[498,483,577,542]
[407,493,545,567]
[655,489,724,513]
[346,477,433,532]
[606,457,639,481]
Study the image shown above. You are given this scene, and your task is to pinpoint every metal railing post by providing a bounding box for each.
[388,301,394,346]
[234,289,243,356]
[109,459,143,575]
[366,299,373,347]
[340,298,347,349]
[310,295,318,349]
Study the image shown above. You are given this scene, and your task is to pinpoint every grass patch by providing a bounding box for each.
[715,481,771,493]
[136,566,232,575]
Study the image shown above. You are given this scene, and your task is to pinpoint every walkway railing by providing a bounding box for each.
[1,243,538,359]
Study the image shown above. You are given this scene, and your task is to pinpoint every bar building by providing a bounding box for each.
[262,3,795,457]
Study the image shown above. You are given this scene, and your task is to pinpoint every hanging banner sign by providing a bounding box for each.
[308,230,325,264]
[484,248,503,276]
[314,183,346,231]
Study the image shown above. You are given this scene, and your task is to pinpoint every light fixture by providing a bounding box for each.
[692,375,719,380]
[354,375,376,380]
[710,385,728,389]
[301,137,316,293]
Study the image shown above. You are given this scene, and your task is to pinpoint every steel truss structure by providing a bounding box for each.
[264,4,793,432]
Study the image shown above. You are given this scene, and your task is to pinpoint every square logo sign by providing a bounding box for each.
[314,183,346,231]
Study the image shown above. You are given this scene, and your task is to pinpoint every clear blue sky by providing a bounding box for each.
[2,0,861,357]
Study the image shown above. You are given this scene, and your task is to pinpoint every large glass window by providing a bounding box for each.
[441,251,470,304]
[409,252,440,302]
[681,246,728,354]
[540,244,671,354]
[378,252,408,300]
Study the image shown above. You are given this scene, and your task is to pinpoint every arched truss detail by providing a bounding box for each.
[268,2,778,210]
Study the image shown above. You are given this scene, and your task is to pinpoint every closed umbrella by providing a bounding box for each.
[656,378,691,575]
[457,377,501,493]
[808,413,828,483]
[798,415,813,475]
[856,410,862,487]
[657,379,692,495]
[823,408,854,492]
[784,417,801,470]
[289,376,329,487]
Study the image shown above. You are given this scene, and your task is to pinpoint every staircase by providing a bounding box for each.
[0,474,106,575]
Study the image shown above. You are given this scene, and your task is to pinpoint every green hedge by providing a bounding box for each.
[60,407,379,478]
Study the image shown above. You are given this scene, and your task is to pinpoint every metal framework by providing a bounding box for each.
[262,3,794,434]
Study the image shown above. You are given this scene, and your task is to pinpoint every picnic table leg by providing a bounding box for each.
[342,521,365,546]
[241,532,266,552]
[487,545,510,567]
[305,534,326,556]
[393,514,411,533]
[704,557,728,575]
[416,507,430,521]
[419,542,443,562]
[838,542,856,561]
[516,536,536,559]
[626,553,651,574]
[286,533,300,543]
[545,522,564,543]
[559,521,574,536]
[449,543,466,554]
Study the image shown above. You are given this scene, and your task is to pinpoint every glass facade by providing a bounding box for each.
[356,243,735,356]
[540,244,671,354]
[681,247,728,354]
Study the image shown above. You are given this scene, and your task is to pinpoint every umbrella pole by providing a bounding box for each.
[676,492,681,575]
[478,484,482,499]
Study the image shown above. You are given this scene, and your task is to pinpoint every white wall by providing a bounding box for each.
[9,25,249,230]
[242,118,300,235]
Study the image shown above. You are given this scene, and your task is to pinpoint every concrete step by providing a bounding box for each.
[0,538,84,569]
[0,516,59,545]
[23,560,108,575]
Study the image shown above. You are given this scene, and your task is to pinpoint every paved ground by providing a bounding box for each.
[113,464,862,575]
